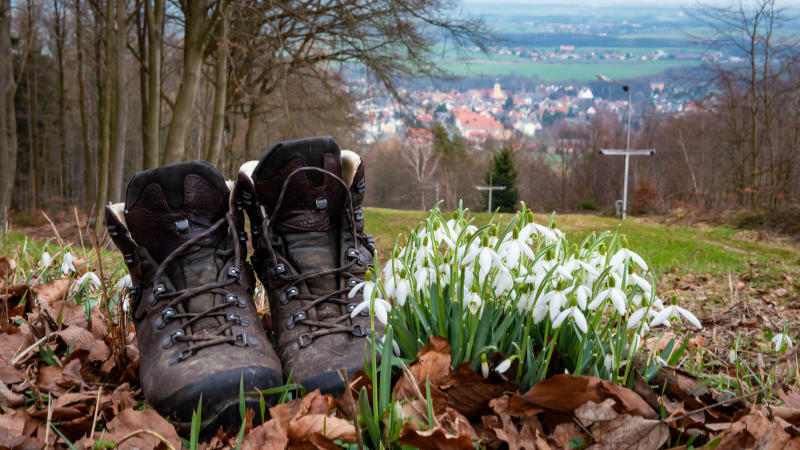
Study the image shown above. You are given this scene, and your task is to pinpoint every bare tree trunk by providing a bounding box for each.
[143,0,164,169]
[107,0,128,203]
[205,9,227,167]
[0,0,17,227]
[75,0,94,207]
[161,0,217,165]
[95,0,112,222]
[50,0,68,199]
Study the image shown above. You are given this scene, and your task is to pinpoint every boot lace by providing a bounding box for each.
[258,166,372,347]
[140,212,257,365]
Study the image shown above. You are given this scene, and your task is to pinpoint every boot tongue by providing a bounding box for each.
[252,137,346,231]
[124,161,230,263]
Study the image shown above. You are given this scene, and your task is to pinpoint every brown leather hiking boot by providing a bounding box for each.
[105,161,282,438]
[237,137,381,396]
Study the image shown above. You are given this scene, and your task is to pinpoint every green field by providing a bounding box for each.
[364,207,799,277]
[437,59,699,81]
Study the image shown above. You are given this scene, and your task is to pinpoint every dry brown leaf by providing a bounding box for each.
[398,420,475,450]
[575,399,618,424]
[717,409,800,449]
[0,257,15,281]
[511,374,657,419]
[0,408,29,448]
[394,336,452,401]
[242,419,288,450]
[103,407,181,449]
[287,414,357,444]
[31,279,70,303]
[58,326,111,363]
[589,414,670,450]
[442,363,517,419]
[780,386,800,410]
[547,422,589,449]
[0,379,24,407]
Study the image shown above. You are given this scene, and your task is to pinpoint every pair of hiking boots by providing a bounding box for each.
[105,137,381,437]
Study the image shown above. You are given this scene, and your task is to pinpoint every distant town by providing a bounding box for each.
[352,75,700,152]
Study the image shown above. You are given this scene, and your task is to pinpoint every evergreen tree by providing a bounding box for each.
[484,148,518,212]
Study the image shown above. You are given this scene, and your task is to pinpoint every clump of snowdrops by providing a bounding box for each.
[354,204,702,390]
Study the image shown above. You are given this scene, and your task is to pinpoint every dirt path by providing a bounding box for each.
[700,238,755,255]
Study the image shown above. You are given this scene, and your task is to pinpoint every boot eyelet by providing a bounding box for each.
[155,307,176,329]
[227,266,240,278]
[290,343,299,352]
[238,232,248,243]
[285,311,306,329]
[298,334,312,348]
[315,198,328,210]
[175,218,190,232]
[169,349,193,365]
[226,294,246,308]
[348,278,359,287]
[226,313,250,327]
[233,333,250,347]
[123,253,135,265]
[163,329,184,348]
[351,324,368,337]
[273,263,286,275]
[346,303,368,316]
[279,287,298,305]
[346,248,366,265]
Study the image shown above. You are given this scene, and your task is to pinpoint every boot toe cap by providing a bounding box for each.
[154,365,282,438]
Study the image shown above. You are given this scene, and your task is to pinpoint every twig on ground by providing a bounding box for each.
[114,429,176,450]
[11,332,56,366]
[45,390,53,446]
[74,207,86,259]
[663,386,766,424]
[90,387,102,440]
[41,211,64,247]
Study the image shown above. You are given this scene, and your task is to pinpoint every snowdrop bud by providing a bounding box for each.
[728,350,736,363]
[604,354,614,371]
[116,274,132,290]
[480,354,489,378]
[77,272,101,289]
[61,252,76,275]
[40,251,52,268]
[495,358,513,374]
[621,236,628,248]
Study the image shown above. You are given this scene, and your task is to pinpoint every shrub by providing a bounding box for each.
[579,199,597,211]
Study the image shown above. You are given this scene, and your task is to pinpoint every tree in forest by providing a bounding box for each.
[484,148,518,213]
[0,0,17,227]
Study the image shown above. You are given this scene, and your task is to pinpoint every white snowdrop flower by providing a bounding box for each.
[771,333,793,352]
[465,291,483,315]
[728,349,736,363]
[575,285,591,310]
[61,252,76,275]
[650,305,702,329]
[531,291,549,324]
[627,307,647,330]
[481,357,490,378]
[122,297,130,312]
[464,243,501,283]
[394,275,411,307]
[630,273,652,295]
[413,265,429,290]
[631,293,643,307]
[493,267,514,296]
[604,354,615,371]
[39,251,52,269]
[552,307,588,334]
[499,229,535,268]
[495,358,513,374]
[350,297,392,325]
[116,274,132,290]
[610,248,648,272]
[589,288,627,315]
[77,271,101,289]
[348,278,375,302]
